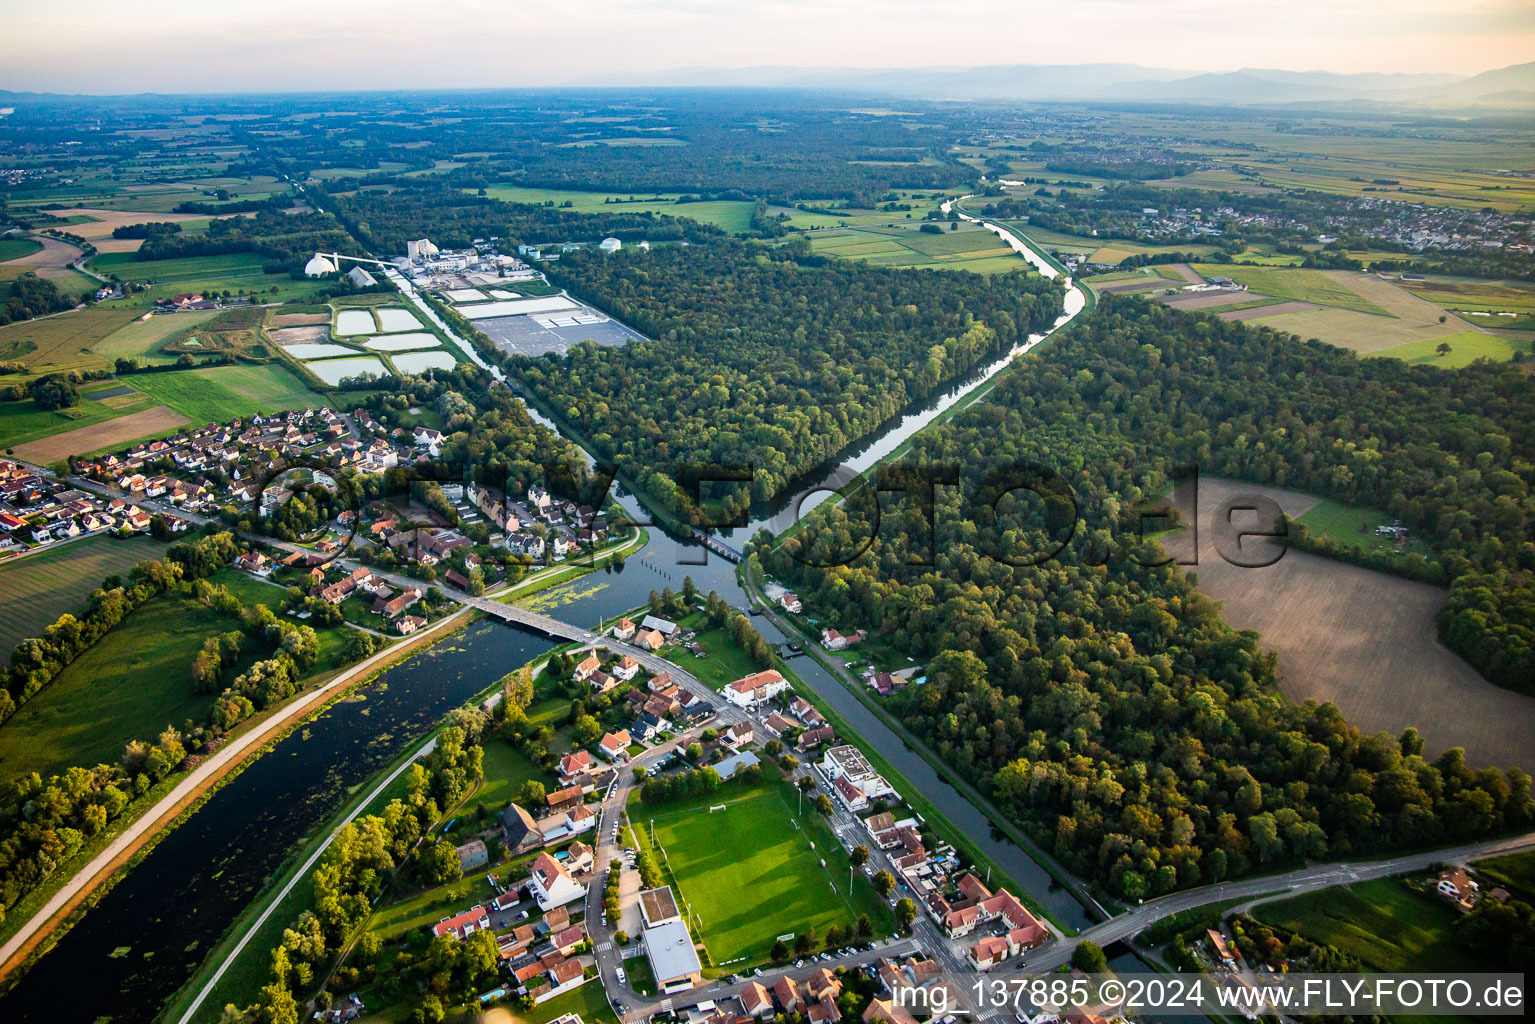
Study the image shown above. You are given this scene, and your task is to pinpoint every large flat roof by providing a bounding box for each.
[643,918,702,984]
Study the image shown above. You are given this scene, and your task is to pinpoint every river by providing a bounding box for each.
[2,196,1098,1019]
[0,621,556,1023]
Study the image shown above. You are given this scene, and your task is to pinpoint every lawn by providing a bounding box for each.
[125,363,330,423]
[0,565,354,786]
[0,238,43,262]
[1293,498,1435,560]
[514,976,617,1024]
[481,185,755,234]
[632,776,893,965]
[1363,330,1529,368]
[670,625,762,692]
[1252,878,1477,973]
[0,533,168,651]
[1190,265,1389,315]
[455,737,556,824]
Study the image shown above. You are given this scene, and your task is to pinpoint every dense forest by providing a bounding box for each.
[766,297,1533,899]
[517,240,1064,520]
[328,185,724,255]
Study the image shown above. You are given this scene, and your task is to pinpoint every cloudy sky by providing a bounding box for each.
[3,0,1532,94]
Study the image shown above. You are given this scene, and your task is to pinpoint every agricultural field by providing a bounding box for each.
[802,223,1029,274]
[0,386,146,454]
[34,208,211,253]
[125,363,330,424]
[0,306,140,379]
[1187,477,1535,772]
[0,238,43,262]
[481,185,755,234]
[1253,878,1477,973]
[0,235,98,295]
[88,251,328,306]
[1190,265,1389,314]
[0,533,167,652]
[88,309,221,365]
[632,775,893,965]
[1363,330,1530,368]
[10,405,188,463]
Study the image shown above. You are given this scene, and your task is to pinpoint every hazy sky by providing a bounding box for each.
[3,0,1532,94]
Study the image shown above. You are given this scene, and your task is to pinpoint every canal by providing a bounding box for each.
[0,620,555,1023]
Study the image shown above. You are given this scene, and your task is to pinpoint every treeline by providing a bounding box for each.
[172,194,297,216]
[134,210,353,265]
[111,221,182,239]
[521,240,1065,521]
[0,533,239,724]
[0,533,358,919]
[327,184,724,254]
[767,297,1534,900]
[245,724,487,1024]
[1,273,78,327]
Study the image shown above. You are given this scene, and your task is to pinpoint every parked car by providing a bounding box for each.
[616,967,627,985]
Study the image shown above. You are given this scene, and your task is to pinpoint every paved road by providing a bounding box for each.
[0,603,473,980]
[173,734,443,1024]
[1017,829,1535,974]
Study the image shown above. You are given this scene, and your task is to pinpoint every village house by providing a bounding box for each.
[821,628,866,652]
[612,655,641,681]
[599,730,632,761]
[722,669,790,708]
[559,749,596,782]
[527,852,584,910]
[611,617,637,641]
[455,839,489,872]
[634,628,665,651]
[433,905,490,940]
[779,592,802,614]
[573,651,602,683]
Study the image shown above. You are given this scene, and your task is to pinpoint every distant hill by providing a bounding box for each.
[569,60,1534,108]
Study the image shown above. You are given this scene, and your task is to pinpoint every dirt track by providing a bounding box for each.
[1183,477,1535,770]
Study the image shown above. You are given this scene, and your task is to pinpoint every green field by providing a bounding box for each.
[1191,264,1389,315]
[633,776,893,965]
[803,224,1029,275]
[88,251,328,306]
[90,309,220,365]
[126,363,329,423]
[1474,851,1535,897]
[1363,330,1530,368]
[1294,498,1435,559]
[0,238,43,262]
[481,185,755,234]
[0,567,354,786]
[0,534,168,652]
[1253,878,1477,973]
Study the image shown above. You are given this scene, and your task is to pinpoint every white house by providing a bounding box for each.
[612,655,641,682]
[527,852,584,910]
[820,745,895,811]
[721,669,789,708]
